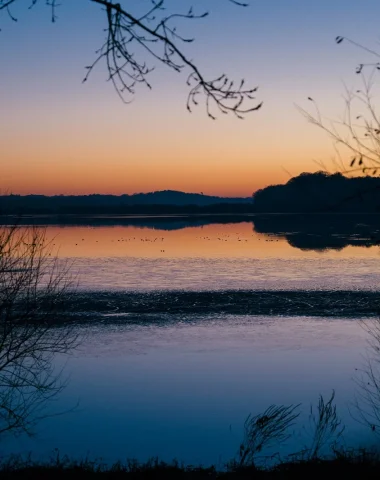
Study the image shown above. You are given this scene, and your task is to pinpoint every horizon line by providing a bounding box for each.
[1,189,254,198]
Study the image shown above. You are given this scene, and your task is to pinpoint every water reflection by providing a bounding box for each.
[2,216,378,291]
[1,216,379,465]
[2,213,380,254]
[2,316,372,466]
[253,214,380,251]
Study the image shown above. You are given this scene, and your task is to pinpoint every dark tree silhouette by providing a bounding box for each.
[0,0,262,119]
[0,225,77,437]
[253,171,380,213]
[298,37,380,177]
[296,37,380,437]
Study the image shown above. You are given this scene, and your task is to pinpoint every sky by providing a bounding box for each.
[2,0,380,197]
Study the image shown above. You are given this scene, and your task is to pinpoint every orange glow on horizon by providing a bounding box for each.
[2,153,320,197]
[1,0,372,200]
[1,94,332,197]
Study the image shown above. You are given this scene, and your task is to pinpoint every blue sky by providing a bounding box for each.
[2,0,380,195]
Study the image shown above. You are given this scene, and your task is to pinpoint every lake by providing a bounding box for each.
[2,214,380,466]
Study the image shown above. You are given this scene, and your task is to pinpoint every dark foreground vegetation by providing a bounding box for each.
[2,451,380,479]
[3,391,380,479]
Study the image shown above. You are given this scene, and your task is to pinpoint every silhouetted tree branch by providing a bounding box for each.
[0,0,262,119]
[298,37,380,177]
[0,225,78,437]
[298,73,380,177]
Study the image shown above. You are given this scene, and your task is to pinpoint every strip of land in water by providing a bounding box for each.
[57,290,380,323]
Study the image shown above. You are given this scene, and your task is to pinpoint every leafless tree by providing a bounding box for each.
[295,37,380,437]
[298,37,380,177]
[298,72,380,177]
[0,0,262,119]
[0,224,78,437]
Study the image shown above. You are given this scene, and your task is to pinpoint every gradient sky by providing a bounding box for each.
[2,0,380,196]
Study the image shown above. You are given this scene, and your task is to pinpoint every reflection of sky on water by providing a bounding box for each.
[3,316,374,467]
[41,222,296,258]
[41,221,380,259]
[3,219,380,466]
[4,213,379,254]
[67,256,380,291]
[32,222,380,291]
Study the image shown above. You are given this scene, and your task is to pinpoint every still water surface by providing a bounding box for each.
[40,218,380,291]
[3,216,380,465]
[4,316,372,466]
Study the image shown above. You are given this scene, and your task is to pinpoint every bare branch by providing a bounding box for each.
[0,0,59,23]
[0,0,261,118]
[85,0,261,118]
[0,225,78,437]
[298,71,380,177]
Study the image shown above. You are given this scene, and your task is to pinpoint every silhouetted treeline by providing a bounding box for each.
[253,172,380,212]
[0,190,252,215]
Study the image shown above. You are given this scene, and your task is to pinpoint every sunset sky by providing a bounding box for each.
[2,0,380,197]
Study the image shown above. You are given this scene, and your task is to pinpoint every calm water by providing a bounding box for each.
[3,316,373,466]
[3,215,380,465]
[39,217,380,291]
